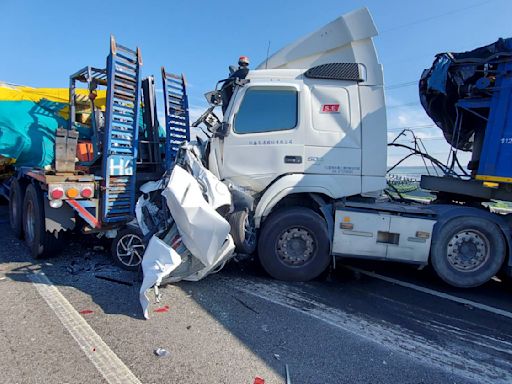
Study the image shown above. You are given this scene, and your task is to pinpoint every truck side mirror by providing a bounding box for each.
[204,90,222,106]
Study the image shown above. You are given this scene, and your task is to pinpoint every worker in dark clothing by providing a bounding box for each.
[231,56,250,80]
[221,56,250,114]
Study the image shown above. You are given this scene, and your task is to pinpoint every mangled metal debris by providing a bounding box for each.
[138,144,235,318]
[154,348,171,357]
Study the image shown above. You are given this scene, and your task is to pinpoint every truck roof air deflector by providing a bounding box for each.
[304,63,366,82]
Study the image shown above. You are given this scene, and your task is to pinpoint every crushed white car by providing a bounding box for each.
[137,144,235,318]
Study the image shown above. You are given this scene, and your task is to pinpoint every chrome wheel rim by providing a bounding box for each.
[116,234,145,267]
[276,227,315,266]
[446,229,490,272]
[244,214,256,248]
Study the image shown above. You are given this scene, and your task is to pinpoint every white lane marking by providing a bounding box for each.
[225,277,512,384]
[347,266,512,320]
[30,272,141,384]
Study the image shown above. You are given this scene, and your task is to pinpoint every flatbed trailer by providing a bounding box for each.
[2,37,190,270]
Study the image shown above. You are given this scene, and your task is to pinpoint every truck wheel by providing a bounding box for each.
[22,184,62,259]
[228,209,257,254]
[111,227,145,271]
[258,207,330,281]
[9,179,25,239]
[430,217,505,288]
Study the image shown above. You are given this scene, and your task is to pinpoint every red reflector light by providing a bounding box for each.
[81,187,93,198]
[51,188,64,199]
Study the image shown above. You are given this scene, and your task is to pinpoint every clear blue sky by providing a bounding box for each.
[1,0,510,166]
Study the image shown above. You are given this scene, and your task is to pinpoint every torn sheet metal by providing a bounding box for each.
[162,165,232,267]
[140,235,182,319]
[182,148,231,211]
[140,179,163,194]
[135,180,163,236]
[419,37,512,150]
[180,236,234,282]
[138,145,236,318]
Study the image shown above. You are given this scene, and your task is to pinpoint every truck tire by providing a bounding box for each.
[228,209,257,254]
[9,179,25,239]
[22,184,62,259]
[430,216,505,288]
[258,207,331,281]
[111,226,145,271]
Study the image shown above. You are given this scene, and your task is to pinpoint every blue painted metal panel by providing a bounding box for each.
[100,36,142,223]
[161,68,190,169]
[477,58,512,180]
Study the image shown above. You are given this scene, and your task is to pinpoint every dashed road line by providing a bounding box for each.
[347,266,512,320]
[30,272,141,384]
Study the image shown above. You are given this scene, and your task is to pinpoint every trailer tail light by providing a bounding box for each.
[48,182,95,201]
[81,187,93,198]
[50,188,64,199]
[66,187,79,198]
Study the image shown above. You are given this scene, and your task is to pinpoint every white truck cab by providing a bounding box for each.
[208,8,387,225]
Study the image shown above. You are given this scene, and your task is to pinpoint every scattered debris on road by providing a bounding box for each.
[79,309,94,315]
[153,305,170,313]
[154,348,171,358]
[94,274,134,286]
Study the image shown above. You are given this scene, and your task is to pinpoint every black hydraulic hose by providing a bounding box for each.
[388,142,457,177]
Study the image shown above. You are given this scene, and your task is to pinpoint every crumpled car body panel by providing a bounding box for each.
[419,38,512,151]
[138,145,235,318]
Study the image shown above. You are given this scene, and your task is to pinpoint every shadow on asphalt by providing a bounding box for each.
[2,218,144,320]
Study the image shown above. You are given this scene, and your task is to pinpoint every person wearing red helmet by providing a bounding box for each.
[231,55,250,80]
[221,56,250,113]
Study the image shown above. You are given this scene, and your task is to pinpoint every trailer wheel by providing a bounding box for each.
[431,217,505,288]
[228,209,257,254]
[111,227,145,271]
[9,179,25,239]
[22,184,62,259]
[258,207,330,281]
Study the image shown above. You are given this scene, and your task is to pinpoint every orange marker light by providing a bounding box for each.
[66,188,79,198]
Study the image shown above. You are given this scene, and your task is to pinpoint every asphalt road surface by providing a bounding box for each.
[0,204,511,384]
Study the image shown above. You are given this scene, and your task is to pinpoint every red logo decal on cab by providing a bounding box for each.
[322,104,340,113]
